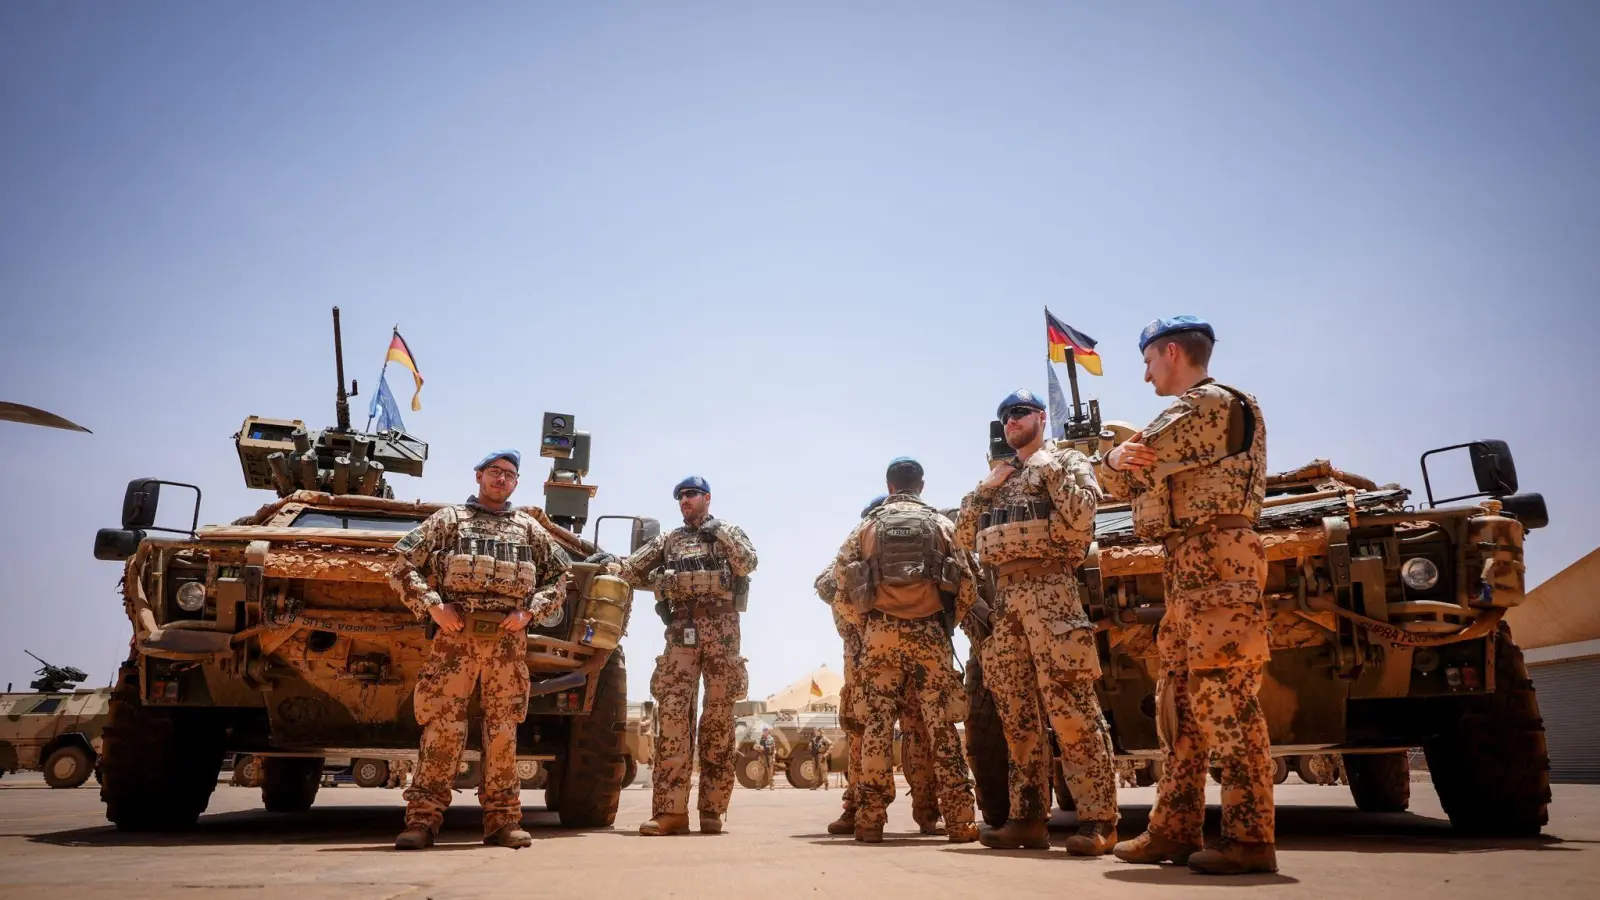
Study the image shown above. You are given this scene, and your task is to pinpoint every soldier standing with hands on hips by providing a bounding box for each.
[390,449,571,850]
[620,476,759,836]
[1095,316,1277,875]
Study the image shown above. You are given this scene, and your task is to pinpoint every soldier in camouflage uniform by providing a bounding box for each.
[956,390,1121,856]
[816,497,946,838]
[833,458,978,844]
[390,449,570,850]
[620,475,758,836]
[1097,316,1276,875]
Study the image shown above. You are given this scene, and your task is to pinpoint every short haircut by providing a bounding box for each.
[886,460,924,493]
[1154,330,1214,367]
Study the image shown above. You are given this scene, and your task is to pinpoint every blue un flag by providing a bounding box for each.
[369,371,407,434]
[1047,364,1070,440]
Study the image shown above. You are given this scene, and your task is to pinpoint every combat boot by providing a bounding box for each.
[946,822,979,844]
[1063,821,1118,857]
[914,812,947,836]
[484,825,533,848]
[979,819,1050,851]
[827,812,857,835]
[394,826,434,850]
[639,813,691,836]
[1113,829,1201,865]
[1188,839,1278,875]
[699,813,724,834]
[855,824,884,844]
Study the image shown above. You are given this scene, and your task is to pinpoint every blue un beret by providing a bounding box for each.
[861,494,888,518]
[886,456,924,479]
[1138,316,1215,353]
[673,475,711,499]
[475,449,521,471]
[996,389,1047,419]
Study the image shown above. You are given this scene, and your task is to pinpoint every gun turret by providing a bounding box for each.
[25,650,86,693]
[232,308,428,498]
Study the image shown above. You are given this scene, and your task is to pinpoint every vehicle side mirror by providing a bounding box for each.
[94,528,144,561]
[1500,493,1549,530]
[122,479,161,529]
[632,517,661,554]
[1469,439,1517,496]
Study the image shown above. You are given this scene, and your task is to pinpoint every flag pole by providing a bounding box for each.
[364,326,398,433]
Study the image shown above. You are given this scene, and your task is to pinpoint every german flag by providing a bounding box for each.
[1046,309,1103,376]
[386,331,424,411]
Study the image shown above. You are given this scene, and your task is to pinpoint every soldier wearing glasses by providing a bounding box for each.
[620,476,759,836]
[390,449,571,850]
[955,390,1121,856]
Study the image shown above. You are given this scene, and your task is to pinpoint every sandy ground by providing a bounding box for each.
[0,769,1596,899]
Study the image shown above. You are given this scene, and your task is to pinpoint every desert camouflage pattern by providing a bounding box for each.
[956,448,1119,826]
[1097,379,1275,846]
[403,627,533,835]
[390,498,571,616]
[815,561,940,828]
[389,499,570,836]
[852,615,975,830]
[620,521,759,602]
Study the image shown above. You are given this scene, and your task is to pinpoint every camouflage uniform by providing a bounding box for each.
[390,498,569,837]
[1097,378,1274,847]
[956,446,1120,828]
[621,520,758,821]
[816,564,942,830]
[832,494,977,835]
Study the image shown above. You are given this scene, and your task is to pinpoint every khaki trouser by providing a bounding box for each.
[650,612,748,817]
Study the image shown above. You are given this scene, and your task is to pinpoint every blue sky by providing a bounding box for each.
[1,2,1596,700]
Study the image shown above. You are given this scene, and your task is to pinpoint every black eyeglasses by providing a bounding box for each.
[1002,406,1039,423]
[677,489,705,499]
[482,468,519,482]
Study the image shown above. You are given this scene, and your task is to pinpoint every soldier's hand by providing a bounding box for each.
[429,603,465,634]
[1109,438,1157,471]
[980,460,1017,492]
[502,609,533,631]
[699,517,722,539]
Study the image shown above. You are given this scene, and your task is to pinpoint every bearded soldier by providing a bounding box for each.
[955,391,1121,856]
[833,458,979,844]
[621,476,758,836]
[390,449,570,850]
[1097,316,1276,875]
[817,496,947,838]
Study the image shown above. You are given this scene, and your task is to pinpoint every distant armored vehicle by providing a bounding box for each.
[622,701,655,789]
[0,653,109,788]
[733,708,849,789]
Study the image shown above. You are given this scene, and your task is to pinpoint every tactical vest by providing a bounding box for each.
[849,503,956,619]
[973,448,1093,566]
[1130,382,1267,540]
[436,507,540,601]
[657,529,734,603]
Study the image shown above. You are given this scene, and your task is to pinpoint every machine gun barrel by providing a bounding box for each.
[333,306,351,432]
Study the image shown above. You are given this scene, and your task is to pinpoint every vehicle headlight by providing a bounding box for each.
[1401,558,1440,591]
[176,581,208,612]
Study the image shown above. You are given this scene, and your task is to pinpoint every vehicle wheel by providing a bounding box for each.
[100,663,226,831]
[620,756,638,790]
[454,760,483,790]
[351,758,390,789]
[555,649,629,827]
[517,759,548,790]
[234,754,264,787]
[262,757,323,812]
[1424,623,1551,835]
[1135,761,1160,788]
[786,752,823,790]
[1273,757,1290,785]
[1345,752,1410,812]
[1293,755,1325,785]
[735,749,768,790]
[43,746,93,789]
[963,655,1010,828]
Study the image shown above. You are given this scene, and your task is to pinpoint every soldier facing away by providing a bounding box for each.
[833,458,979,844]
[389,449,571,850]
[620,476,759,836]
[1096,316,1277,875]
[955,391,1121,856]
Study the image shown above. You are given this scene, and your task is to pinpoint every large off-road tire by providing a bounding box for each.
[1345,752,1410,812]
[261,757,323,812]
[1272,757,1289,785]
[619,756,638,790]
[1293,755,1330,785]
[43,746,93,789]
[963,656,1010,828]
[233,754,264,788]
[351,758,390,789]
[555,650,628,827]
[453,760,483,790]
[786,752,823,789]
[1424,624,1551,836]
[100,664,227,831]
[735,749,768,789]
[1136,760,1161,788]
[517,759,548,790]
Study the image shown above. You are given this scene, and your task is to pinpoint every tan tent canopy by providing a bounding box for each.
[1507,547,1600,650]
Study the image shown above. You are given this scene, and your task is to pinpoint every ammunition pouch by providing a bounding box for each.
[938,556,962,595]
[732,574,750,612]
[441,544,538,599]
[656,555,734,602]
[840,560,875,614]
[1169,457,1260,530]
[654,599,672,628]
[975,499,1064,563]
[938,591,957,639]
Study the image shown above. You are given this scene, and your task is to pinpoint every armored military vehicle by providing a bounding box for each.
[621,701,655,789]
[91,309,657,831]
[0,653,110,788]
[964,401,1552,836]
[732,707,850,789]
